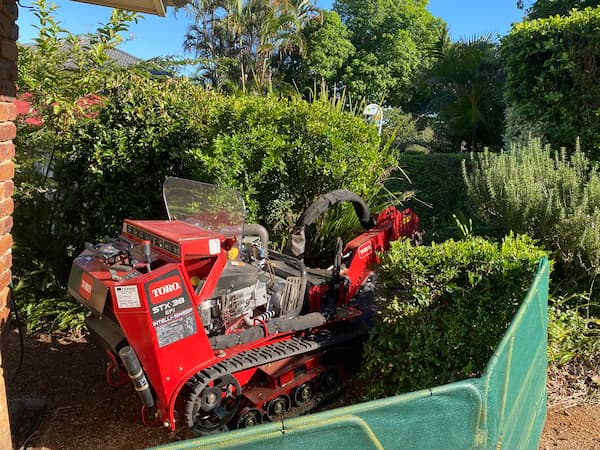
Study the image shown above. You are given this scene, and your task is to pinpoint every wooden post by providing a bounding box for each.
[0,0,17,448]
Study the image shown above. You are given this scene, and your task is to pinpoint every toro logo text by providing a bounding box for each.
[358,242,373,260]
[148,275,183,304]
[79,272,94,300]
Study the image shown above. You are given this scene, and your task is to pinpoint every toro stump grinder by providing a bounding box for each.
[68,177,419,435]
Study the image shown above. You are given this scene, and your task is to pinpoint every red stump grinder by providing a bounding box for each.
[67,177,419,435]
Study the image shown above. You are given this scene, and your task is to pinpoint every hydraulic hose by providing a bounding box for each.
[118,346,155,408]
[285,190,374,260]
[244,224,269,256]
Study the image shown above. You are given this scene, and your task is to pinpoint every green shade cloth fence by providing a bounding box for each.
[155,257,549,450]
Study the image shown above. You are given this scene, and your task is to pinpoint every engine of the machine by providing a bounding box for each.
[200,260,298,336]
[66,177,420,435]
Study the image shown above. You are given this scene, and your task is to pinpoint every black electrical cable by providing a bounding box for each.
[8,282,26,385]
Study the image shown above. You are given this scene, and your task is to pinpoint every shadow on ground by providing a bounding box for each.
[4,330,187,450]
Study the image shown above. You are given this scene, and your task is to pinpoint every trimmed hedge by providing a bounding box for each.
[502,7,600,157]
[390,153,475,242]
[361,234,546,398]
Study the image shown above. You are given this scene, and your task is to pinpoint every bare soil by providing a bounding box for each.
[540,406,600,450]
[4,331,182,449]
[3,331,599,450]
[540,358,600,450]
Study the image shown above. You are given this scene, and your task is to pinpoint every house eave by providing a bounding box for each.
[70,0,189,16]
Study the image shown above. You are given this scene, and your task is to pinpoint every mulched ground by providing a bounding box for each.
[540,359,600,450]
[546,359,600,410]
[4,331,183,449]
[3,330,599,450]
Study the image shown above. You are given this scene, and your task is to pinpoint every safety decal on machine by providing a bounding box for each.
[209,238,221,255]
[115,285,141,309]
[78,272,94,301]
[144,270,197,348]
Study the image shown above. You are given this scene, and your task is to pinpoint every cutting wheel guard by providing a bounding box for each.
[284,190,375,260]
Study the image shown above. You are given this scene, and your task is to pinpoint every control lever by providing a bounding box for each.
[323,238,344,319]
[142,240,152,273]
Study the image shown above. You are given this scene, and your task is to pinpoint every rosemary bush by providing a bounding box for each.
[464,138,600,281]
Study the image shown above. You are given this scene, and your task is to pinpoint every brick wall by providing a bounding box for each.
[0,0,17,447]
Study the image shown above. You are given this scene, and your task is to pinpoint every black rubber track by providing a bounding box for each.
[181,325,364,434]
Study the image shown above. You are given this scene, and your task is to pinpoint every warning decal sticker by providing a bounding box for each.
[144,270,197,348]
[115,285,141,309]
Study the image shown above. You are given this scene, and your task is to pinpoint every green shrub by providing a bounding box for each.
[548,296,600,364]
[388,153,478,242]
[52,75,390,247]
[15,74,400,331]
[13,1,140,333]
[502,7,600,156]
[360,234,545,398]
[202,92,394,234]
[464,138,600,281]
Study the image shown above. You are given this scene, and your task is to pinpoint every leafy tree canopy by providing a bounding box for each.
[279,10,355,92]
[334,0,445,106]
[518,0,600,19]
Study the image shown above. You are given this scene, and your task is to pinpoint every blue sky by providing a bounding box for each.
[17,0,526,60]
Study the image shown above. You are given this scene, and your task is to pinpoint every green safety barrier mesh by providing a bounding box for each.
[155,258,549,450]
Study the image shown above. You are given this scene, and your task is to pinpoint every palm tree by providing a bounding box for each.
[183,0,246,89]
[182,0,317,91]
[425,35,505,150]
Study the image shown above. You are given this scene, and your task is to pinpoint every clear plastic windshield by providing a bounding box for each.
[163,177,245,242]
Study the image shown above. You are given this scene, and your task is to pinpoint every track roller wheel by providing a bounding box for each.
[266,395,290,419]
[200,386,222,411]
[236,407,263,429]
[293,381,316,406]
[318,369,339,393]
[184,374,242,435]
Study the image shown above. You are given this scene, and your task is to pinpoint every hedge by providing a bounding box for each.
[502,7,600,157]
[389,153,475,242]
[49,75,396,251]
[361,234,546,398]
[14,74,406,330]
